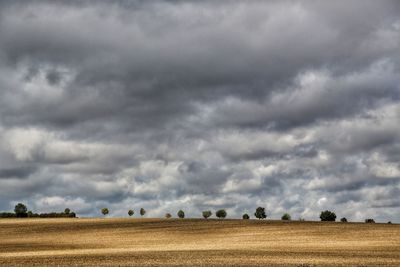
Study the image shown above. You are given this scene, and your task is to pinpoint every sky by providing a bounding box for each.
[0,0,399,221]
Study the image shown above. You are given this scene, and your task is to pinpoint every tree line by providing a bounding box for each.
[0,203,76,218]
[0,203,389,223]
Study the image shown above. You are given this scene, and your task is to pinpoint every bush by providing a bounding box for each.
[340,217,347,222]
[101,208,109,216]
[281,213,291,221]
[216,209,227,219]
[320,210,336,221]
[254,207,267,220]
[242,213,250,219]
[140,208,146,217]
[0,212,16,218]
[177,210,185,219]
[14,203,28,218]
[202,210,212,219]
[128,210,134,217]
[365,218,375,223]
[165,213,172,219]
[388,221,392,224]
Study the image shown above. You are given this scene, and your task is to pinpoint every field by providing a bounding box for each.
[0,218,399,266]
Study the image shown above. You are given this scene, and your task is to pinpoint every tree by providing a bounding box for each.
[320,210,336,221]
[365,218,375,223]
[177,210,185,219]
[101,208,109,216]
[281,213,291,221]
[140,208,146,217]
[64,208,71,214]
[202,210,212,219]
[242,213,250,220]
[165,213,172,219]
[14,203,28,218]
[254,207,267,220]
[340,217,347,222]
[128,210,134,217]
[216,209,227,219]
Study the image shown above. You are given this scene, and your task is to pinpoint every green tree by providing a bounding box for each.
[140,208,146,217]
[101,208,109,216]
[14,203,28,218]
[320,210,336,221]
[365,218,375,223]
[128,209,134,217]
[216,209,227,219]
[202,210,212,219]
[281,213,291,221]
[340,217,347,222]
[64,208,71,214]
[254,207,267,220]
[242,213,250,219]
[177,210,185,219]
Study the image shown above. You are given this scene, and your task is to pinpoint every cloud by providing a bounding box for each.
[0,0,399,222]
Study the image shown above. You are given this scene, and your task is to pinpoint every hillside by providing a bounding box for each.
[0,218,399,266]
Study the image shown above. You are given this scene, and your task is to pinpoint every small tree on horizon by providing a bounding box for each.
[242,213,250,219]
[365,218,375,223]
[202,210,212,219]
[101,208,109,216]
[177,210,185,219]
[165,213,172,219]
[140,208,146,217]
[254,207,267,220]
[340,217,347,222]
[320,210,336,221]
[64,208,71,215]
[281,213,291,221]
[216,209,227,219]
[14,203,28,218]
[128,209,134,217]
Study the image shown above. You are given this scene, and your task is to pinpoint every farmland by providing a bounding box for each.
[0,218,399,266]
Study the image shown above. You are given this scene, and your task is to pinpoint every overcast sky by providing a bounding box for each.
[0,0,399,221]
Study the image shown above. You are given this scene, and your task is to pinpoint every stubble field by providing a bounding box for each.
[0,218,399,266]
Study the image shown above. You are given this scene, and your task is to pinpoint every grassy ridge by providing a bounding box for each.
[0,218,399,266]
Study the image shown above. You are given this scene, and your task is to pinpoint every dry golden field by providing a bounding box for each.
[0,218,399,267]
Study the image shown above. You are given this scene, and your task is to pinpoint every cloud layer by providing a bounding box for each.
[0,0,399,221]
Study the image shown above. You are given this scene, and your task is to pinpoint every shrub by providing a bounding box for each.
[242,213,250,219]
[140,208,146,217]
[320,210,336,221]
[165,213,172,219]
[388,221,392,224]
[365,218,375,223]
[216,209,227,219]
[281,213,291,221]
[14,203,28,218]
[177,210,185,219]
[254,207,267,220]
[0,212,16,218]
[340,217,348,222]
[202,210,212,219]
[128,210,134,217]
[101,208,109,216]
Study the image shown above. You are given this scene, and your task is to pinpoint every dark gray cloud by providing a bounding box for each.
[0,0,399,222]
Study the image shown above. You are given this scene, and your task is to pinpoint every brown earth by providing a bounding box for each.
[0,218,399,266]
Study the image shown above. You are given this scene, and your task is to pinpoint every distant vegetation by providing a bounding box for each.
[0,203,76,218]
[101,208,109,216]
[0,203,395,223]
[202,210,212,219]
[254,207,267,219]
[140,208,146,217]
[177,210,185,219]
[281,213,291,221]
[320,210,336,221]
[216,209,227,219]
